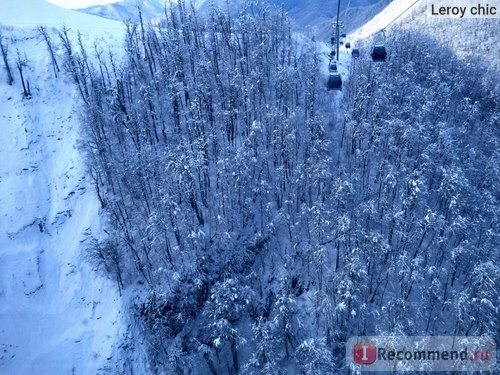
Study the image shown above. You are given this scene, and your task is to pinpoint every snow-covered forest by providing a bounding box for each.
[0,0,498,373]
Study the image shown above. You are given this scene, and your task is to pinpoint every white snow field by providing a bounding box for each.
[1,0,122,30]
[0,1,125,373]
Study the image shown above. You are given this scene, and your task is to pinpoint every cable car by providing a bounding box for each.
[327,73,342,90]
[341,33,346,38]
[351,48,360,59]
[329,61,337,72]
[345,42,351,49]
[331,36,335,44]
[371,44,387,62]
[330,50,336,58]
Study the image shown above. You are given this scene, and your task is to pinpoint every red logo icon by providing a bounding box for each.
[354,342,377,364]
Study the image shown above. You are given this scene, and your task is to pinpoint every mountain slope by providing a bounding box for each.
[1,0,497,374]
[0,1,125,373]
[78,0,168,22]
[78,0,389,34]
[69,0,499,373]
[1,0,121,31]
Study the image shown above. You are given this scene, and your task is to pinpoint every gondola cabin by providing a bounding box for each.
[327,73,342,90]
[345,42,351,48]
[330,50,336,58]
[329,61,338,72]
[371,44,387,62]
[351,48,360,58]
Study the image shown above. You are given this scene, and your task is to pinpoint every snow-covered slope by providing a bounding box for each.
[275,0,390,35]
[79,0,168,22]
[1,0,122,31]
[1,0,496,373]
[80,0,246,21]
[350,0,424,40]
[0,1,125,374]
[78,0,388,33]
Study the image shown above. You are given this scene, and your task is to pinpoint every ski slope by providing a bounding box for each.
[0,1,125,374]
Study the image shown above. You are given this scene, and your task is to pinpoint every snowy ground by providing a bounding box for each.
[0,1,125,373]
[0,72,120,374]
[1,0,122,30]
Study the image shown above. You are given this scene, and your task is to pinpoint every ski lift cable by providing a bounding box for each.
[345,0,352,17]
[382,0,422,31]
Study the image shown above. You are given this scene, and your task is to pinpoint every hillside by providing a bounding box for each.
[0,1,125,373]
[77,0,169,22]
[78,0,389,35]
[1,0,121,30]
[72,0,498,373]
[0,0,498,374]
